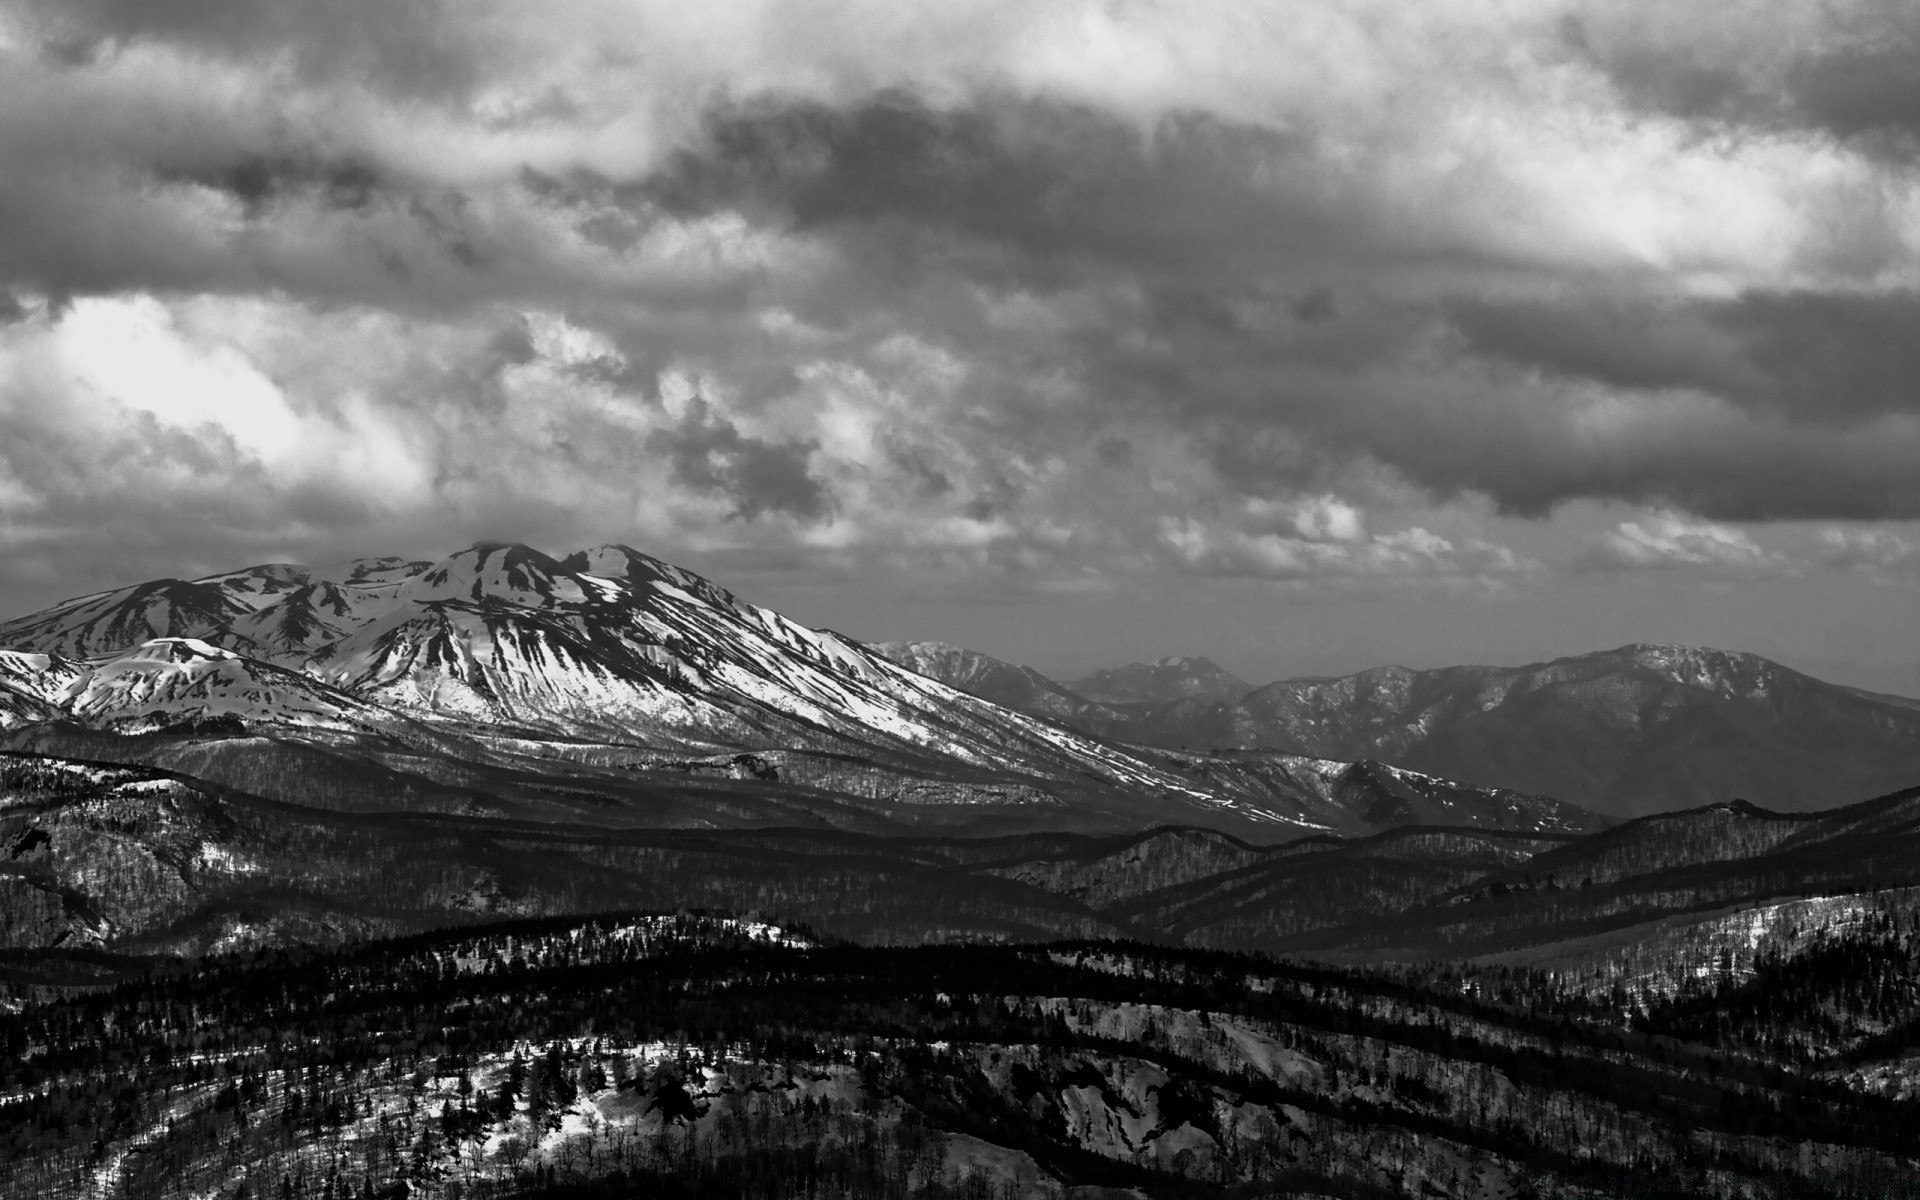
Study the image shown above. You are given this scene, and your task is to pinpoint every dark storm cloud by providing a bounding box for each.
[1788,42,1920,145]
[652,398,828,523]
[1571,9,1920,155]
[586,84,1920,521]
[20,0,504,102]
[1020,284,1920,521]
[1448,290,1920,422]
[1367,396,1920,522]
[154,155,386,217]
[639,91,1352,281]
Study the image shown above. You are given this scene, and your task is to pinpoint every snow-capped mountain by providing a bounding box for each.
[0,544,1256,825]
[0,542,1626,838]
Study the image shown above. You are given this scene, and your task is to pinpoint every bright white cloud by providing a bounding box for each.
[1585,513,1787,572]
[1821,527,1920,575]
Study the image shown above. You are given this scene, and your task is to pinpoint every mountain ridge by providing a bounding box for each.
[881,639,1920,817]
[0,543,1606,841]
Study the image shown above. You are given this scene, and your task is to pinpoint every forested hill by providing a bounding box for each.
[6,912,1920,1199]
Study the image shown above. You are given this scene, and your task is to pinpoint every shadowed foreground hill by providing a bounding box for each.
[6,915,1920,1199]
[2,744,1915,1014]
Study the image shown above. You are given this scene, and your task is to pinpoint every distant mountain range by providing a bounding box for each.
[0,543,1598,842]
[872,640,1920,817]
[1066,654,1250,704]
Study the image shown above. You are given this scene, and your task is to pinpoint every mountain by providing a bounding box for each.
[0,577,259,659]
[0,544,1192,777]
[1222,644,1920,817]
[885,637,1920,818]
[868,640,1116,727]
[1067,654,1251,704]
[0,543,1604,841]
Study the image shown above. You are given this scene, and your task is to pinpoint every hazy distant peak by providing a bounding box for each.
[1070,655,1251,705]
[871,639,995,666]
[871,639,1043,686]
[1597,642,1803,701]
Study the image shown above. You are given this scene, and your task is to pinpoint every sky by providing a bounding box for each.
[1,0,1918,694]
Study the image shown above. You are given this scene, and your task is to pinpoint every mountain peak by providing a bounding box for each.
[1603,643,1797,700]
[565,543,742,609]
[410,542,586,606]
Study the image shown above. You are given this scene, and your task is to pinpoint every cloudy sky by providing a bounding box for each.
[2,0,1918,692]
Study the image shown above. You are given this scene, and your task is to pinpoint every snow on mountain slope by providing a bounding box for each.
[1135,746,1611,836]
[0,649,88,702]
[219,581,381,662]
[310,599,756,743]
[0,578,258,659]
[0,680,63,730]
[59,638,397,733]
[0,650,88,729]
[285,543,1223,798]
[187,562,312,609]
[0,543,1231,810]
[306,556,433,588]
[0,558,436,665]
